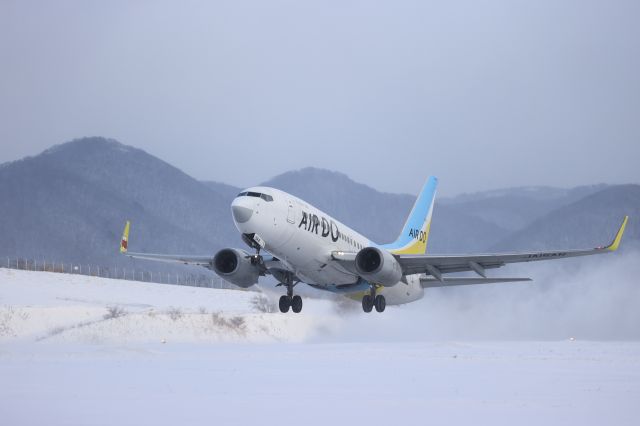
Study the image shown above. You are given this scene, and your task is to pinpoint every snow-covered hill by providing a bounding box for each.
[0,269,342,344]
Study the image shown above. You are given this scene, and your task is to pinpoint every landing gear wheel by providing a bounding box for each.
[362,295,373,313]
[374,295,386,313]
[277,273,301,314]
[279,295,291,313]
[291,295,303,313]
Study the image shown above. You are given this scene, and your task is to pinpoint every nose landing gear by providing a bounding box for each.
[362,285,386,313]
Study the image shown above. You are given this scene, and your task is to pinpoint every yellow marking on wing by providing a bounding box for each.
[120,220,130,253]
[607,216,628,252]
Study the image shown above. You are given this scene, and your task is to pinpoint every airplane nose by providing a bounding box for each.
[232,205,253,223]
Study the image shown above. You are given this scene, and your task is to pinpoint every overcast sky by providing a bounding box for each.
[1,0,638,196]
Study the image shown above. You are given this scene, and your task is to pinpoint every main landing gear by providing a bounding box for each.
[279,293,302,313]
[362,285,386,313]
[277,274,302,313]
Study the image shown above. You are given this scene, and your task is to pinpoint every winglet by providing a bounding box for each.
[120,221,130,254]
[606,216,628,252]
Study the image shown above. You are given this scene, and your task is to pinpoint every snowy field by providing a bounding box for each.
[1,268,639,425]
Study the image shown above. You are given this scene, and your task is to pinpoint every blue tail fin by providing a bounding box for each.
[381,176,438,254]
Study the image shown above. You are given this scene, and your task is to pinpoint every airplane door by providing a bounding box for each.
[287,200,296,224]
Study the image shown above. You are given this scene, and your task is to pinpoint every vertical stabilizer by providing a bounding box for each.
[381,176,438,255]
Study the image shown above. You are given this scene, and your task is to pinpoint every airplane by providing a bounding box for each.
[119,176,628,313]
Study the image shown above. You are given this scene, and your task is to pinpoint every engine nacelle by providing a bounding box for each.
[212,248,259,288]
[355,247,402,287]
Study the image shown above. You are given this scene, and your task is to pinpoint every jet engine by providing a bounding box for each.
[355,247,402,287]
[212,248,260,288]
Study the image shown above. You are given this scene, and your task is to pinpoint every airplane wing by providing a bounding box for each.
[398,216,627,277]
[119,221,212,266]
[118,221,284,276]
[333,216,628,285]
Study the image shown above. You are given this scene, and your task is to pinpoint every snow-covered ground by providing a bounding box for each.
[0,268,342,344]
[1,268,639,425]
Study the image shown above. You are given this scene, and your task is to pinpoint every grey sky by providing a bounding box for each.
[1,0,639,196]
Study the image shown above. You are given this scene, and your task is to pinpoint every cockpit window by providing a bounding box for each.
[236,191,273,202]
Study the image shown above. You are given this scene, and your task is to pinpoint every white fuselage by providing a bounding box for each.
[231,187,424,305]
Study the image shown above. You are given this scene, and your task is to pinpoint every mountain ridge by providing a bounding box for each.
[0,137,637,275]
[492,184,640,252]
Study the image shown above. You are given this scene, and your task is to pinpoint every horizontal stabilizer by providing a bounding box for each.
[421,277,531,288]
